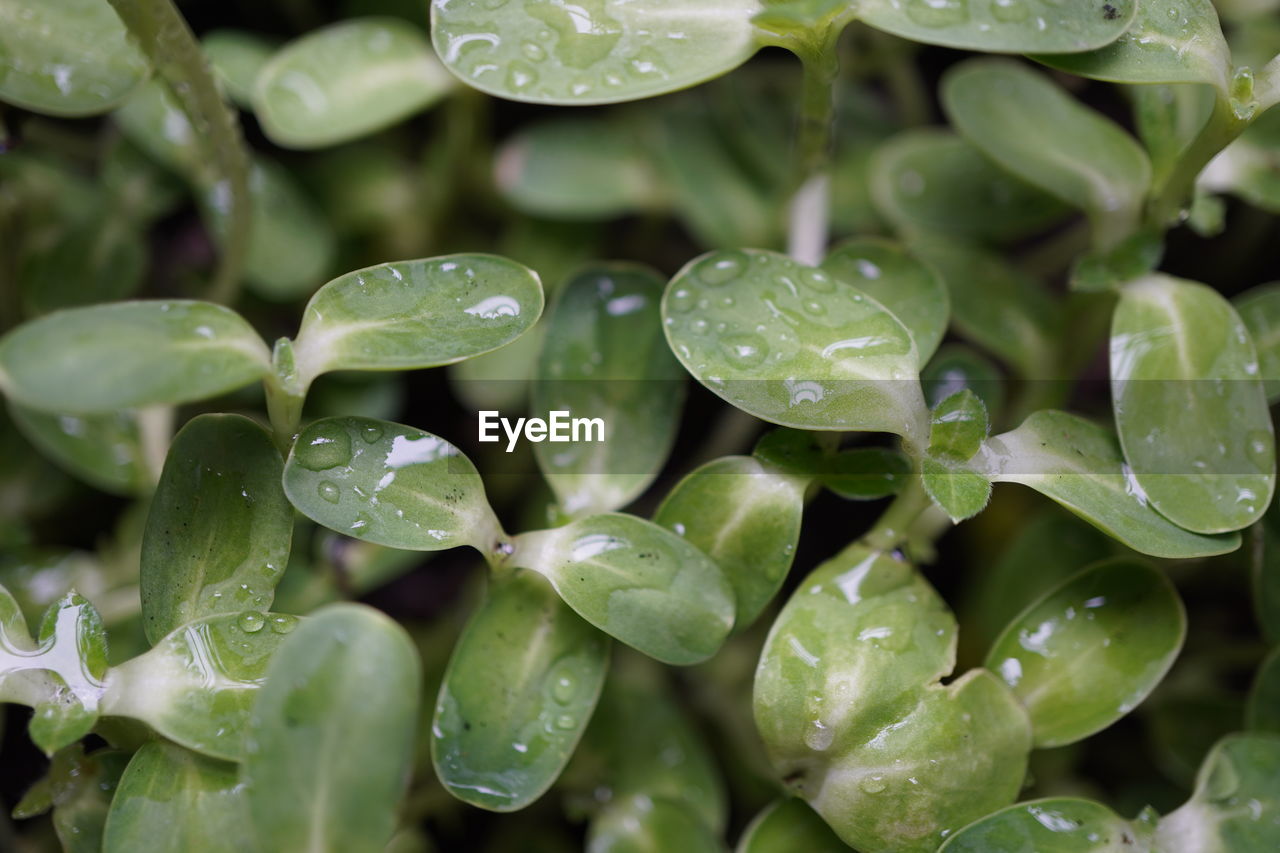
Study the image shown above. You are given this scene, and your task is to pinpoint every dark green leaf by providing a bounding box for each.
[1248,648,1280,733]
[1154,734,1280,850]
[939,797,1154,852]
[588,795,722,853]
[8,404,152,496]
[736,798,849,853]
[821,447,911,501]
[1234,281,1280,402]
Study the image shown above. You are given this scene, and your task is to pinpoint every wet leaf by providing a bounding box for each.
[736,798,849,853]
[1248,648,1280,733]
[28,594,110,755]
[533,264,685,516]
[15,745,131,853]
[1111,274,1274,534]
[141,414,292,645]
[662,249,928,443]
[1234,281,1280,402]
[291,254,544,388]
[433,571,609,811]
[921,345,1006,420]
[921,457,991,523]
[929,389,988,462]
[587,794,722,853]
[254,18,454,148]
[244,604,420,853]
[973,410,1241,558]
[938,797,1154,852]
[202,29,275,108]
[0,301,271,415]
[8,404,151,496]
[856,0,1135,54]
[1154,734,1280,851]
[510,513,734,665]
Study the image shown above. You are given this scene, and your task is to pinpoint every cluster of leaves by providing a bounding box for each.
[3,0,1280,852]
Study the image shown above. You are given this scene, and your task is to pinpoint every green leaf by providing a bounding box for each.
[986,559,1185,748]
[1254,499,1280,644]
[283,416,503,554]
[921,345,1006,418]
[822,238,949,363]
[752,428,827,478]
[921,456,991,523]
[821,447,911,501]
[974,410,1241,558]
[588,795,722,853]
[8,404,152,496]
[1133,83,1217,183]
[869,129,1069,246]
[141,414,292,645]
[28,594,110,755]
[1248,648,1280,733]
[433,571,609,811]
[662,249,929,443]
[938,797,1154,852]
[1111,275,1275,534]
[533,264,685,516]
[736,798,850,853]
[202,29,276,108]
[654,456,807,631]
[291,254,544,387]
[510,513,734,665]
[103,742,253,853]
[254,18,454,149]
[754,546,1030,853]
[0,301,271,415]
[929,389,988,462]
[0,0,148,116]
[1033,0,1232,92]
[18,209,147,315]
[101,611,292,761]
[1234,281,1280,402]
[430,0,760,105]
[1069,226,1164,293]
[14,745,131,853]
[942,59,1152,249]
[856,0,1135,54]
[1155,734,1280,851]
[244,604,420,853]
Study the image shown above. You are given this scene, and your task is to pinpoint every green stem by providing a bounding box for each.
[857,476,933,554]
[1148,95,1250,228]
[786,51,838,265]
[265,337,304,452]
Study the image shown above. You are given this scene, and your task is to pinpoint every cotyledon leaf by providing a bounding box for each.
[662,249,929,444]
[986,559,1186,748]
[283,416,504,555]
[971,410,1241,558]
[243,604,421,853]
[533,264,685,517]
[856,0,1136,54]
[1233,281,1280,403]
[290,254,544,388]
[736,798,849,853]
[0,0,149,116]
[938,797,1155,852]
[1111,274,1275,534]
[430,0,763,105]
[0,301,272,415]
[509,513,735,665]
[141,414,293,645]
[7,404,152,496]
[654,455,807,631]
[254,18,455,149]
[432,571,609,812]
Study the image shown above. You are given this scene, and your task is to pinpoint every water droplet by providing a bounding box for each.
[238,611,266,633]
[362,424,384,444]
[804,300,827,316]
[907,0,968,27]
[507,60,538,91]
[696,252,747,287]
[1246,430,1273,467]
[317,480,341,504]
[350,512,373,531]
[721,334,768,369]
[690,318,709,334]
[521,41,546,61]
[668,288,696,313]
[550,669,578,704]
[298,422,353,471]
[800,268,835,293]
[554,714,577,730]
[527,0,623,69]
[860,775,887,794]
[990,0,1028,22]
[269,614,299,634]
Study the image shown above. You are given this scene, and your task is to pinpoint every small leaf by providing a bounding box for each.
[588,795,722,853]
[533,264,685,516]
[244,604,420,853]
[736,798,849,853]
[1133,83,1216,183]
[253,17,454,148]
[141,414,292,645]
[8,404,151,496]
[1234,281,1280,402]
[1248,648,1280,733]
[938,797,1153,852]
[16,745,131,853]
[201,29,276,108]
[0,301,271,415]
[821,447,911,501]
[1154,734,1280,851]
[432,571,609,811]
[510,513,734,665]
[430,0,760,105]
[942,59,1152,249]
[921,457,991,523]
[822,238,949,362]
[921,344,1005,417]
[27,593,110,755]
[929,390,988,462]
[986,559,1186,748]
[291,254,544,387]
[1069,226,1164,293]
[103,742,252,853]
[654,456,807,630]
[1111,275,1275,533]
[974,410,1241,558]
[0,0,148,116]
[752,428,827,478]
[662,249,928,443]
[856,0,1135,54]
[283,416,504,554]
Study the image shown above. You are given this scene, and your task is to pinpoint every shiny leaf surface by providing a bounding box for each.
[857,0,1135,54]
[922,457,992,523]
[1154,734,1280,852]
[736,798,849,853]
[939,797,1153,852]
[1234,281,1280,402]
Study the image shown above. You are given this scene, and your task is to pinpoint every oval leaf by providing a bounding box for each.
[939,798,1152,852]
[1234,281,1280,403]
[922,344,1006,416]
[202,29,276,108]
[737,798,849,853]
[8,404,151,496]
[1248,648,1280,733]
[1155,734,1280,851]
[857,0,1135,54]
[588,794,722,853]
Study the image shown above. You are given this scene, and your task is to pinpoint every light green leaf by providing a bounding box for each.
[0,301,271,415]
[921,456,991,523]
[101,611,293,761]
[588,795,722,853]
[942,59,1152,249]
[291,254,544,387]
[534,265,683,516]
[253,17,454,148]
[974,410,1241,558]
[432,571,609,811]
[1154,734,1280,852]
[1248,648,1280,733]
[202,29,276,108]
[1033,0,1232,92]
[856,0,1135,54]
[1069,226,1164,293]
[662,249,929,443]
[103,742,253,853]
[8,404,152,496]
[113,78,201,175]
[929,389,988,462]
[939,798,1154,852]
[736,798,849,853]
[244,604,420,853]
[283,416,503,554]
[986,559,1185,748]
[921,345,1006,420]
[821,447,911,501]
[1133,83,1217,183]
[141,414,292,645]
[0,0,148,116]
[1111,274,1275,534]
[1234,281,1280,402]
[822,238,949,363]
[28,594,110,755]
[654,455,807,631]
[430,0,761,105]
[510,513,734,665]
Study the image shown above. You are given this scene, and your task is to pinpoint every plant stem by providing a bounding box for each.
[265,337,304,452]
[1148,95,1251,228]
[137,405,174,484]
[858,476,933,554]
[786,52,838,265]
